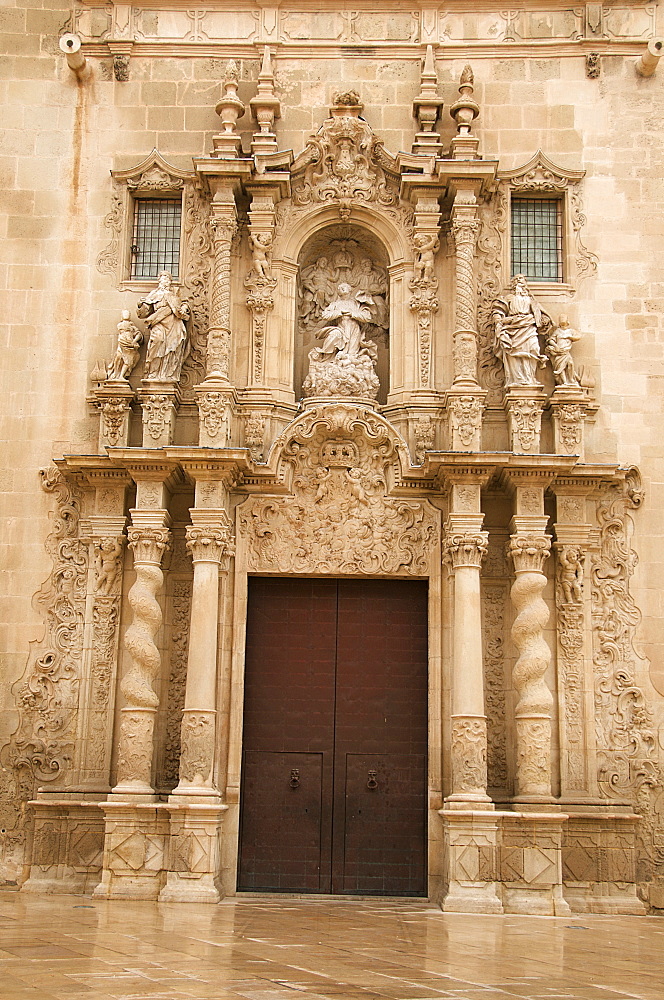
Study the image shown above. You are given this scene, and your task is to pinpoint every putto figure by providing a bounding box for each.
[138,271,191,382]
[546,315,582,386]
[106,310,143,381]
[492,274,552,387]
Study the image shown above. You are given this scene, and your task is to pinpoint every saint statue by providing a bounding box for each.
[106,310,143,381]
[546,315,582,386]
[492,275,552,388]
[312,282,375,361]
[303,282,379,399]
[138,272,191,382]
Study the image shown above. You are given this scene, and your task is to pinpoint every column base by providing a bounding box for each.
[158,802,228,904]
[93,802,169,901]
[440,808,504,914]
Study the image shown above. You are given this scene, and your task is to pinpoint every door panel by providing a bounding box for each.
[238,578,428,896]
[341,753,427,895]
[238,751,324,892]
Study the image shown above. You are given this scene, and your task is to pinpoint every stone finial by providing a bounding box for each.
[330,90,363,118]
[412,45,444,156]
[249,46,281,154]
[450,64,481,160]
[213,59,246,158]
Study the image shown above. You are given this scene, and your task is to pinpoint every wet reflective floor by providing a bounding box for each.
[1,891,663,1000]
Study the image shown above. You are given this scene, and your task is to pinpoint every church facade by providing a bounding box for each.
[2,0,664,914]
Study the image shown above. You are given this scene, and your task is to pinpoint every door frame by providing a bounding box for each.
[219,508,445,900]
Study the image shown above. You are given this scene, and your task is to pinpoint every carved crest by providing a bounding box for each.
[238,404,438,575]
[291,96,399,219]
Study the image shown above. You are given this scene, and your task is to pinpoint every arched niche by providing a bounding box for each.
[294,224,390,405]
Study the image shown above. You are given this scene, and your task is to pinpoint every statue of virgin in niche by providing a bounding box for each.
[298,237,388,400]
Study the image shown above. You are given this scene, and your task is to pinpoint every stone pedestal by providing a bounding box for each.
[549,386,589,459]
[93,802,169,900]
[500,812,571,916]
[504,386,547,454]
[159,803,228,903]
[561,808,647,914]
[21,798,105,895]
[195,380,235,448]
[440,809,503,913]
[138,381,181,448]
[443,387,486,451]
[92,381,134,451]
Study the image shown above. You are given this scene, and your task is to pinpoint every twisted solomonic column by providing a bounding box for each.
[451,214,480,385]
[509,531,554,799]
[207,213,238,380]
[443,521,492,805]
[172,515,234,797]
[113,525,170,795]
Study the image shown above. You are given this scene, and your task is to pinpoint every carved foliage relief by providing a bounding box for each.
[591,489,664,885]
[0,469,88,878]
[238,405,438,576]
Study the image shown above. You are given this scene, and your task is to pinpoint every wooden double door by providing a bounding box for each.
[238,577,428,896]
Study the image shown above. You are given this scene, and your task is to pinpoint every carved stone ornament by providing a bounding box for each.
[510,532,551,574]
[449,395,483,449]
[197,392,230,443]
[138,272,191,383]
[99,397,131,447]
[179,712,215,784]
[451,717,488,794]
[414,414,435,465]
[244,411,266,462]
[94,536,124,596]
[106,311,143,381]
[238,405,438,576]
[0,468,86,877]
[508,396,545,452]
[291,92,400,220]
[483,584,508,789]
[443,530,489,569]
[557,545,584,604]
[141,394,171,442]
[185,523,233,563]
[492,275,551,389]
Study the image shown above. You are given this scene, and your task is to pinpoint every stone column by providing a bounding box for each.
[444,183,486,451]
[552,484,597,799]
[507,479,554,801]
[207,199,238,383]
[443,479,491,806]
[194,194,239,447]
[171,511,233,797]
[111,507,171,797]
[408,191,441,392]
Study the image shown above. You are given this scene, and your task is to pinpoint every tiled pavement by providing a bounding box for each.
[1,890,663,1000]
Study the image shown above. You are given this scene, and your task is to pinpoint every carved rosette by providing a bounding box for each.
[448,394,483,451]
[115,526,170,791]
[409,283,439,389]
[178,712,216,785]
[451,717,488,794]
[197,391,230,444]
[443,530,489,570]
[185,525,232,564]
[207,214,238,379]
[509,532,553,797]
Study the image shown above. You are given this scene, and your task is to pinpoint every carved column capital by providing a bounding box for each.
[443,530,489,569]
[185,524,233,564]
[509,533,551,574]
[127,526,171,564]
[451,216,480,248]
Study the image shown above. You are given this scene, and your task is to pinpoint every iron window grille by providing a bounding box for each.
[510,197,563,282]
[130,197,182,280]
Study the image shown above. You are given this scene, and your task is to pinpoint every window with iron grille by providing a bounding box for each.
[510,197,563,282]
[130,198,182,280]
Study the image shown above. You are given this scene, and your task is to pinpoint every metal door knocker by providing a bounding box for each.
[289,768,300,788]
[367,770,378,790]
